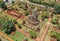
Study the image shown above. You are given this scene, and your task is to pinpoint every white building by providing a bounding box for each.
[3,0,15,5]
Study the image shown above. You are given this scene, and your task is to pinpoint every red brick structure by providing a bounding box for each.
[50,37,57,41]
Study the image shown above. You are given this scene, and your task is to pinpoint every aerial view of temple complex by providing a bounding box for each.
[0,0,60,41]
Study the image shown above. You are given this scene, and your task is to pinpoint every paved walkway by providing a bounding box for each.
[0,32,14,41]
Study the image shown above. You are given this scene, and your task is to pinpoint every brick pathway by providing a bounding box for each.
[0,32,14,41]
[36,17,52,41]
[42,17,51,41]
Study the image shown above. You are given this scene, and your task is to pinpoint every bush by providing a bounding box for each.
[54,3,60,14]
[51,31,60,41]
[52,18,57,24]
[24,11,29,16]
[29,30,37,39]
[18,24,22,29]
[41,12,49,18]
[13,19,17,24]
[0,2,7,10]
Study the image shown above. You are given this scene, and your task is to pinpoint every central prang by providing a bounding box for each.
[25,8,39,27]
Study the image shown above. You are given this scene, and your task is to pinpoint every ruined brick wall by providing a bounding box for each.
[55,0,60,3]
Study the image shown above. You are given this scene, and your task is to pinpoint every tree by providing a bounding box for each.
[5,20,16,34]
[50,31,60,41]
[57,23,60,29]
[13,19,17,24]
[52,17,59,24]
[24,38,28,41]
[42,12,49,18]
[1,20,16,34]
[18,24,22,29]
[29,30,37,39]
[24,11,29,16]
[0,1,7,10]
[54,3,60,14]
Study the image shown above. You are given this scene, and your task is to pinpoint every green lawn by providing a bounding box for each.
[0,30,25,41]
[0,11,16,20]
[9,30,25,41]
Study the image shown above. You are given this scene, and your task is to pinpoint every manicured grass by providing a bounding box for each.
[0,30,25,41]
[9,30,25,41]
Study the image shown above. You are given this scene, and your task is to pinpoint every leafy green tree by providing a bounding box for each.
[42,12,49,18]
[24,11,29,16]
[51,31,60,41]
[29,30,37,39]
[18,24,22,29]
[54,3,60,14]
[5,20,16,34]
[52,17,59,24]
[57,23,60,29]
[1,20,16,34]
[13,19,17,24]
[0,1,7,10]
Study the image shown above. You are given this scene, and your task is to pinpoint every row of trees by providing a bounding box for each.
[29,0,55,7]
[29,0,60,14]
